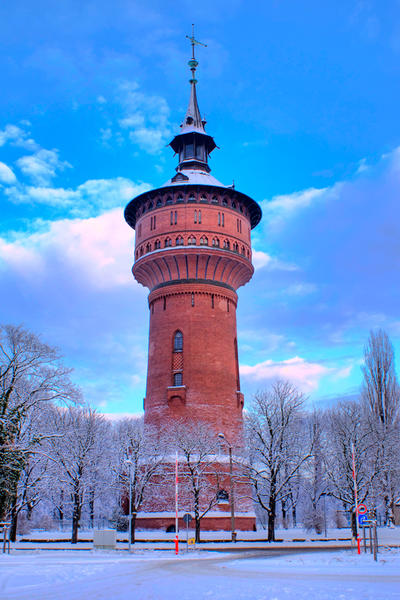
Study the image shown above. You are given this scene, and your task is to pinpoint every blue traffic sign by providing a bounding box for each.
[358,514,367,525]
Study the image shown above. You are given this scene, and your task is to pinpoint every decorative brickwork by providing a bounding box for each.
[124,49,261,531]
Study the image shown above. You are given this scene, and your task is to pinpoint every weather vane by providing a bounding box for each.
[186,24,207,84]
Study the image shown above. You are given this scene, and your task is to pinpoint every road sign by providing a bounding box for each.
[357,503,367,515]
[183,513,193,525]
[358,514,367,526]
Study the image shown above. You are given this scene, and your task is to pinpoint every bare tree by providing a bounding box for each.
[362,329,400,524]
[113,417,166,543]
[0,324,79,521]
[47,405,110,543]
[362,330,399,425]
[302,410,329,534]
[172,420,220,543]
[325,400,377,536]
[245,380,313,542]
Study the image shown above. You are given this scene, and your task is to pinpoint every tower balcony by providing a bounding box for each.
[132,245,254,292]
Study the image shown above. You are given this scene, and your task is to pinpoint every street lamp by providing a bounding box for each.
[124,459,133,552]
[218,433,236,542]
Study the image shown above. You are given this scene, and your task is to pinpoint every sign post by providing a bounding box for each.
[351,443,361,554]
[183,513,193,551]
[175,452,179,555]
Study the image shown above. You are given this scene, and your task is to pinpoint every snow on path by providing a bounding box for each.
[1,549,400,600]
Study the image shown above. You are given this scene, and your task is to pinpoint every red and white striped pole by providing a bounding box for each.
[351,443,361,555]
[175,451,179,555]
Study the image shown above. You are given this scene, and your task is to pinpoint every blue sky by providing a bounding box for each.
[1,0,400,415]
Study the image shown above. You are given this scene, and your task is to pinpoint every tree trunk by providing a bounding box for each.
[89,490,95,529]
[131,512,137,544]
[71,488,81,544]
[281,499,288,529]
[267,496,276,542]
[350,510,357,538]
[195,517,201,543]
[291,503,297,528]
[9,501,18,542]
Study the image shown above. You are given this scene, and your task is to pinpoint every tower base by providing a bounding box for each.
[135,511,256,532]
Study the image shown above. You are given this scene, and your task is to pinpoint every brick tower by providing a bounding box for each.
[124,33,261,531]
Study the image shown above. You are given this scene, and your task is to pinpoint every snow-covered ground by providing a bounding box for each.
[1,548,400,600]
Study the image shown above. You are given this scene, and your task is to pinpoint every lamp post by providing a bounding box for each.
[124,459,132,552]
[218,433,236,542]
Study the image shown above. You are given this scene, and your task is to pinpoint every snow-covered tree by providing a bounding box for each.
[245,380,314,542]
[362,329,400,525]
[172,420,220,543]
[46,405,111,543]
[112,417,166,543]
[0,324,79,521]
[325,399,377,536]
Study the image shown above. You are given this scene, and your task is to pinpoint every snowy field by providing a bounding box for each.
[1,548,400,600]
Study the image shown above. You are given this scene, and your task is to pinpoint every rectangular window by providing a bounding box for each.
[170,211,173,225]
[222,213,225,227]
[198,210,201,224]
[175,211,177,225]
[218,212,221,226]
[194,210,197,224]
[239,220,242,233]
[154,215,156,229]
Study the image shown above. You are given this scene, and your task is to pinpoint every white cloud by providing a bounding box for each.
[0,208,136,289]
[117,81,172,154]
[0,123,38,150]
[16,149,71,186]
[0,161,17,184]
[252,249,298,271]
[262,187,328,230]
[285,282,317,296]
[5,177,150,217]
[240,356,330,393]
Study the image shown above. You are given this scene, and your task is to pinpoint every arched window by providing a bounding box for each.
[174,372,183,386]
[146,242,151,253]
[176,236,184,246]
[174,331,183,352]
[188,194,196,203]
[188,235,196,245]
[155,239,161,249]
[217,489,229,501]
[233,242,239,252]
[200,236,208,246]
[166,196,173,205]
[241,245,245,255]
[148,201,153,210]
[211,195,219,205]
[156,198,163,207]
[222,197,228,206]
[212,237,220,247]
[165,237,172,247]
[223,239,230,250]
[140,246,144,256]
[200,194,208,203]
[135,250,139,259]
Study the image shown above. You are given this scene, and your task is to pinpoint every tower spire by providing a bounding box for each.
[169,25,216,174]
[182,24,207,132]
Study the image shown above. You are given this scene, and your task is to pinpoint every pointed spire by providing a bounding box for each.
[181,24,207,133]
[169,26,216,173]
